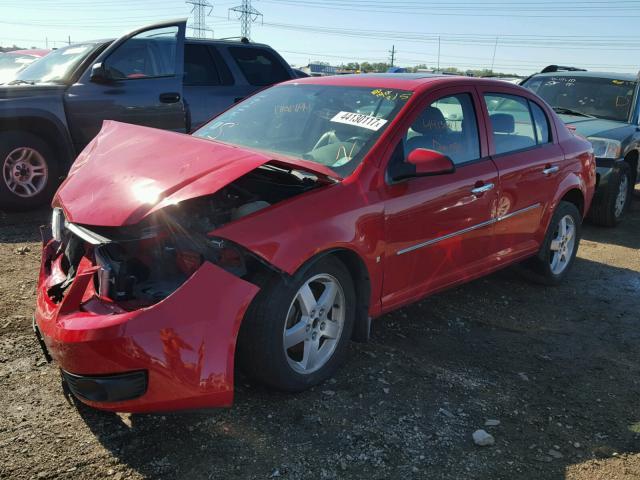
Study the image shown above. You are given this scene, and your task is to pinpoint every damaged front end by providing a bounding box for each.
[35,161,332,412]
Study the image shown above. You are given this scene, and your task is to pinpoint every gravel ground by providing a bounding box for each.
[1,195,639,480]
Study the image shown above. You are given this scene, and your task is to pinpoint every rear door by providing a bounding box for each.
[64,20,186,150]
[476,85,564,263]
[182,42,238,131]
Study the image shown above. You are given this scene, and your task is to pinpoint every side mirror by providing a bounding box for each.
[406,148,455,176]
[89,62,111,83]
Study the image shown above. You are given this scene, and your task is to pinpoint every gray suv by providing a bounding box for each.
[521,66,640,226]
[0,19,295,209]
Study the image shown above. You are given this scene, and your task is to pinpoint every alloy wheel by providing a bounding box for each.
[283,273,346,374]
[614,173,629,218]
[2,147,48,198]
[549,214,576,275]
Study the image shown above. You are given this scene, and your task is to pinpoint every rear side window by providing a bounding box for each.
[484,93,536,155]
[530,101,551,144]
[228,47,290,86]
[184,44,220,86]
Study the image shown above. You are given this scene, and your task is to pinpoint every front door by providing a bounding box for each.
[65,20,186,151]
[381,88,499,311]
[477,88,565,263]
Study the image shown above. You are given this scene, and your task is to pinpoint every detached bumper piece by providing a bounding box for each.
[62,370,147,403]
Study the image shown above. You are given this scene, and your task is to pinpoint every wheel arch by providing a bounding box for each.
[560,187,585,217]
[0,113,75,168]
[623,149,639,184]
[298,247,373,343]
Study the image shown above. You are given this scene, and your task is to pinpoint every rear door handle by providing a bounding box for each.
[471,182,495,195]
[159,92,181,104]
[542,165,559,175]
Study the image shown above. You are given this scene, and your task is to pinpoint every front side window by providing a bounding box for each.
[104,26,178,80]
[228,47,291,86]
[194,84,412,176]
[403,93,480,165]
[484,94,536,155]
[522,75,636,122]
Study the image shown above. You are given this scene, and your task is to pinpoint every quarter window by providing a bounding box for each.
[403,93,481,165]
[484,93,536,154]
[530,101,551,144]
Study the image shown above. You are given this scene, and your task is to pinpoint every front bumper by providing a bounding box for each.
[34,239,258,413]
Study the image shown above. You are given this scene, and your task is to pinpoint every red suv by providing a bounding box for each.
[34,74,595,412]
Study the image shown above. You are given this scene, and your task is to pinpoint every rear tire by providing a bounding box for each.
[0,130,61,211]
[523,201,582,286]
[588,162,632,227]
[237,256,355,392]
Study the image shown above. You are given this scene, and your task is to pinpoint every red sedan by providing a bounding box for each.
[34,74,595,412]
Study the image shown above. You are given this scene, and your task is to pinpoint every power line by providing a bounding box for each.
[228,0,262,40]
[186,0,213,38]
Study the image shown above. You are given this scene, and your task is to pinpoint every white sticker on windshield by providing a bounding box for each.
[330,111,388,131]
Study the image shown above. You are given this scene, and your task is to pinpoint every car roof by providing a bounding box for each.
[531,70,637,81]
[282,73,512,92]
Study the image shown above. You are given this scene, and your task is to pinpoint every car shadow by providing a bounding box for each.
[72,251,640,480]
[0,207,50,244]
[583,199,640,250]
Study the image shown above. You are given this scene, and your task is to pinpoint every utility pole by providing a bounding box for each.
[490,36,498,72]
[186,0,213,38]
[437,36,441,72]
[389,45,395,67]
[229,0,263,40]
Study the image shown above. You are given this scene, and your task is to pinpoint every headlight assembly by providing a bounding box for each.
[51,207,65,242]
[587,137,622,159]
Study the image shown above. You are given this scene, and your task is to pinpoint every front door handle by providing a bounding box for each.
[542,165,559,175]
[159,92,181,104]
[471,182,495,195]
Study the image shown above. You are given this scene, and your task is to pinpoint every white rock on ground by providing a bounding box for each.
[472,429,495,446]
[485,419,501,427]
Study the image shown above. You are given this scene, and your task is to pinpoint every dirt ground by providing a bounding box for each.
[1,195,638,480]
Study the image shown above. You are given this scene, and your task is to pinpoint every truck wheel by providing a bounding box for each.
[0,131,61,210]
[237,256,355,392]
[522,201,582,286]
[588,162,632,227]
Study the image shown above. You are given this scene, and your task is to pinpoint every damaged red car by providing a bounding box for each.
[34,74,596,412]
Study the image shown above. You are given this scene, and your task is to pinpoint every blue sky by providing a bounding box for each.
[2,0,640,75]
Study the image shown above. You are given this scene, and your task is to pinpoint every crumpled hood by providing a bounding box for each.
[56,121,338,227]
[558,114,629,138]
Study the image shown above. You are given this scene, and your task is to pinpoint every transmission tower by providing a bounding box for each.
[186,0,213,38]
[229,0,263,40]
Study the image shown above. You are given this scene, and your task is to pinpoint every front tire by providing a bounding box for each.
[588,162,632,227]
[237,256,355,392]
[0,131,61,210]
[523,201,582,286]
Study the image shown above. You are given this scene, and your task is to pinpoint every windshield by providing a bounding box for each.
[13,43,98,84]
[522,75,637,122]
[194,84,412,176]
[0,53,37,84]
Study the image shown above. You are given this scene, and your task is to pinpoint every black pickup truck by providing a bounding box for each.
[522,66,640,226]
[0,19,295,209]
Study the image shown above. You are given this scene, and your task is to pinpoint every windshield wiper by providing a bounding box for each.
[7,79,35,85]
[552,106,596,118]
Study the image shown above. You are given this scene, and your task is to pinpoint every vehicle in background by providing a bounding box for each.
[0,49,50,84]
[0,19,295,210]
[521,65,640,226]
[292,67,309,78]
[34,74,595,412]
